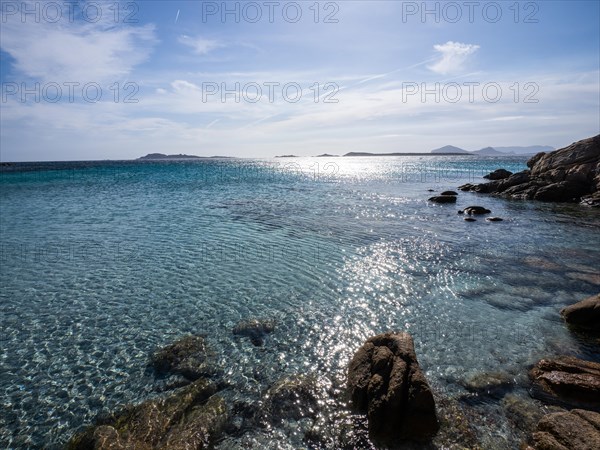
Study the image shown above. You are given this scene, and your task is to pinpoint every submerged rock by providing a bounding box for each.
[502,394,543,434]
[440,190,458,196]
[462,371,514,398]
[485,217,503,222]
[460,135,600,204]
[68,378,227,449]
[529,356,600,410]
[428,195,457,204]
[561,293,600,331]
[347,332,439,443]
[484,169,513,180]
[150,335,216,381]
[463,206,491,215]
[260,374,321,424]
[527,409,600,450]
[233,318,275,346]
[464,217,477,222]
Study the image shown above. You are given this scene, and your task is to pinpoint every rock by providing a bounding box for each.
[428,195,457,204]
[462,372,514,398]
[484,169,513,180]
[427,189,435,192]
[347,332,439,442]
[460,135,600,204]
[533,180,589,202]
[528,409,600,450]
[232,318,275,346]
[485,217,503,222]
[502,394,543,434]
[68,378,227,449]
[523,256,562,271]
[464,217,477,222]
[150,335,215,381]
[581,191,600,207]
[561,294,600,331]
[529,356,600,410]
[457,209,464,214]
[463,206,491,215]
[566,272,600,285]
[260,374,321,424]
[440,190,458,196]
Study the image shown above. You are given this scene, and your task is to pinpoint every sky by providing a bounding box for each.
[0,0,599,161]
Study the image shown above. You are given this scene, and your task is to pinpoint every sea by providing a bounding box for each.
[1,156,599,449]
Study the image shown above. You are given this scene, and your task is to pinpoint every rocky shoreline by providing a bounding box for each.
[66,289,600,449]
[65,136,600,448]
[459,135,600,206]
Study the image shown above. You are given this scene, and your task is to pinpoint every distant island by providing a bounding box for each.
[138,153,233,160]
[274,155,299,158]
[315,154,339,157]
[430,144,554,156]
[344,152,472,157]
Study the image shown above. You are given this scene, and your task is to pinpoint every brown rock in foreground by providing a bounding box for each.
[348,332,438,443]
[529,356,600,410]
[528,409,600,450]
[561,293,600,331]
[67,378,227,449]
[459,135,600,205]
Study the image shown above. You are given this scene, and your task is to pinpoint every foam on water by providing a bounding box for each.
[1,157,599,448]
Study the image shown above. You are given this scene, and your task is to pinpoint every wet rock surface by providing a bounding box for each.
[462,206,491,215]
[428,195,457,204]
[529,356,600,410]
[459,134,600,204]
[484,168,513,180]
[527,409,600,450]
[259,374,321,424]
[150,335,217,381]
[348,332,439,443]
[232,318,275,346]
[67,378,227,450]
[561,293,600,331]
[462,372,515,399]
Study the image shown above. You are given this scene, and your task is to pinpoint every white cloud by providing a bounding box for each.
[429,41,480,75]
[178,35,222,55]
[0,2,156,83]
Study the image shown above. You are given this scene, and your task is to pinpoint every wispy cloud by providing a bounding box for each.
[429,41,480,75]
[178,35,222,55]
[0,2,156,82]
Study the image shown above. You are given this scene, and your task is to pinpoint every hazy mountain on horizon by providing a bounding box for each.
[430,144,555,156]
[471,146,505,156]
[430,145,469,154]
[492,145,555,155]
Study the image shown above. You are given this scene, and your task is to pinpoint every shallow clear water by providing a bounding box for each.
[1,156,599,448]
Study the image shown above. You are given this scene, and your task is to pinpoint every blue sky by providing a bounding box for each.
[1,0,599,161]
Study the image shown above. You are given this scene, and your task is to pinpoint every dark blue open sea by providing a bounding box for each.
[1,156,599,448]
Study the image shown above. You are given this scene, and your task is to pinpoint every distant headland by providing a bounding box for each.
[344,152,471,157]
[138,153,233,160]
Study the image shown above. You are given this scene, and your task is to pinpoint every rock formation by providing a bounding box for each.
[150,335,216,381]
[67,378,227,449]
[428,195,457,203]
[484,169,513,180]
[347,332,439,442]
[561,293,600,331]
[526,409,600,450]
[233,318,275,346]
[529,356,600,410]
[459,135,600,205]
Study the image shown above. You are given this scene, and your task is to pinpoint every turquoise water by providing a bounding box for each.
[1,156,599,448]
